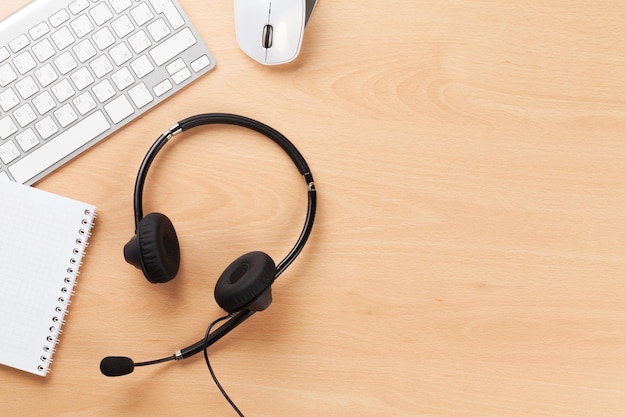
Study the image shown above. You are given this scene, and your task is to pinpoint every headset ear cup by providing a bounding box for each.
[123,212,180,283]
[214,251,276,313]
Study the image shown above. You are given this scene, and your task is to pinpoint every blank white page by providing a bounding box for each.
[0,181,96,376]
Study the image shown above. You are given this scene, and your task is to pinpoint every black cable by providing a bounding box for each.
[204,314,245,417]
[134,354,176,367]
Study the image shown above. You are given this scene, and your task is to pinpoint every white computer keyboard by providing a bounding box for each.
[0,0,215,184]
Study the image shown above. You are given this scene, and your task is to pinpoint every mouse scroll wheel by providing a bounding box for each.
[262,24,273,49]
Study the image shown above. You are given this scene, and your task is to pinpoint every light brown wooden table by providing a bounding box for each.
[1,0,625,415]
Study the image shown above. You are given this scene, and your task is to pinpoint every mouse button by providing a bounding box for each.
[234,0,271,63]
[269,0,306,26]
[234,0,271,23]
[266,0,305,64]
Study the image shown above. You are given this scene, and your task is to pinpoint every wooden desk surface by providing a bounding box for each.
[1,1,625,415]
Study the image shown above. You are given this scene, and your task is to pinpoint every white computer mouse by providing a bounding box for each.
[234,0,317,65]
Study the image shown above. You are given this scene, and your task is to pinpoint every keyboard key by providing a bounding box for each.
[128,30,152,54]
[104,95,134,124]
[13,103,37,127]
[13,51,37,75]
[153,79,172,96]
[73,39,97,63]
[130,3,154,26]
[32,39,56,63]
[90,3,114,26]
[29,22,50,41]
[149,0,185,29]
[70,67,94,90]
[111,15,134,38]
[15,128,39,152]
[9,34,29,53]
[110,0,133,14]
[172,67,191,85]
[10,111,110,184]
[69,0,90,15]
[51,79,75,103]
[0,47,9,63]
[15,76,39,100]
[0,116,18,140]
[0,63,18,87]
[49,9,70,28]
[54,51,78,75]
[191,55,211,72]
[92,27,116,51]
[0,140,20,164]
[51,27,75,50]
[147,18,170,42]
[70,15,95,38]
[93,79,115,103]
[150,27,197,66]
[130,55,154,78]
[33,91,56,115]
[90,55,114,78]
[53,103,78,128]
[0,88,20,112]
[128,83,153,108]
[35,116,58,140]
[73,91,97,115]
[34,63,59,87]
[166,58,185,75]
[112,67,135,90]
[109,43,133,66]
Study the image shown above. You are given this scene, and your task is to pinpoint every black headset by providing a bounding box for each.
[101,113,316,378]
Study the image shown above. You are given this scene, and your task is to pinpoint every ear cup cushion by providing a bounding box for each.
[215,251,276,312]
[137,212,180,283]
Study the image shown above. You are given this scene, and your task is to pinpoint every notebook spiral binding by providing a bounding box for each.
[38,209,96,375]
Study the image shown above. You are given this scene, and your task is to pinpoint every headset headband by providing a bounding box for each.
[131,113,317,279]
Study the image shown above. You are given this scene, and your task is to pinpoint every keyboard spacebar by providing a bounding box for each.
[10,111,110,184]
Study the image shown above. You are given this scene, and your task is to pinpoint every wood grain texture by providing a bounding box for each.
[0,0,625,415]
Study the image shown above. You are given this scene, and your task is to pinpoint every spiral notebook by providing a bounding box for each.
[0,181,96,376]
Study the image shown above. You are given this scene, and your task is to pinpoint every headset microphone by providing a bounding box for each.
[99,357,136,377]
[100,309,254,376]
